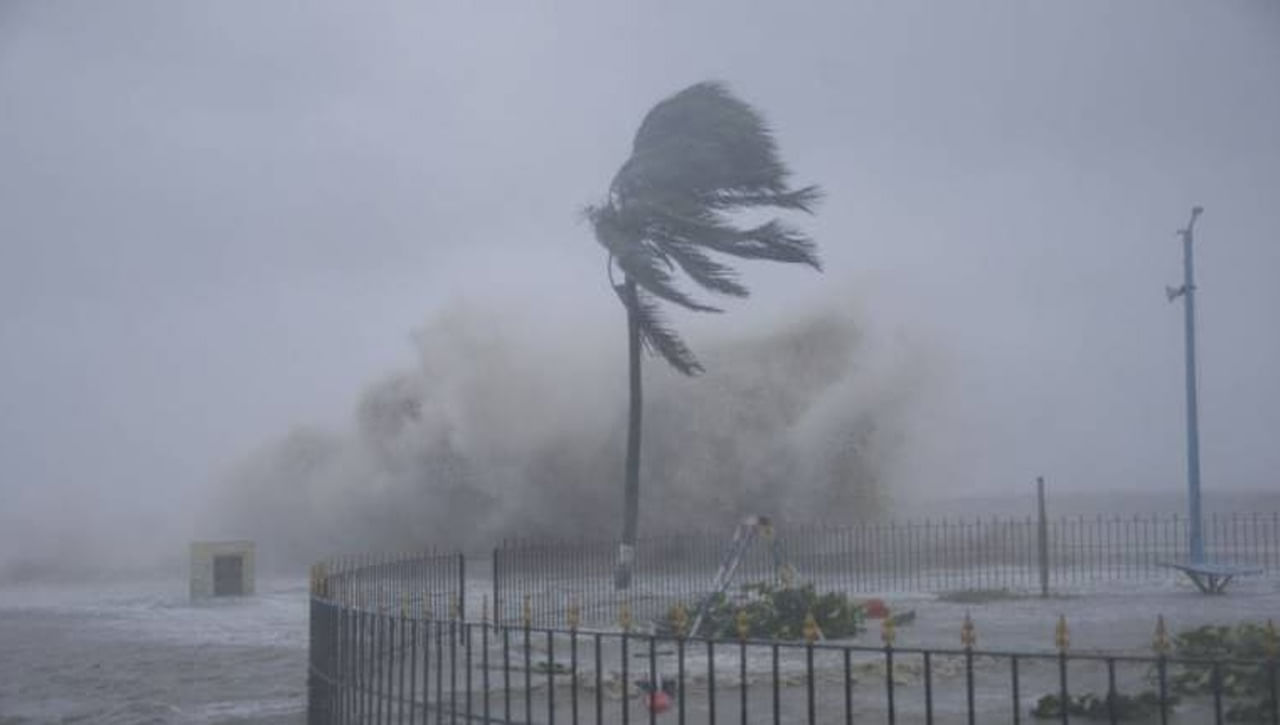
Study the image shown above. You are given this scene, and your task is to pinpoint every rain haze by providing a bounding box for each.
[5,2,1280,723]
[2,1,1279,577]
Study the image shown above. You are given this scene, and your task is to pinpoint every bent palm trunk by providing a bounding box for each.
[615,277,642,589]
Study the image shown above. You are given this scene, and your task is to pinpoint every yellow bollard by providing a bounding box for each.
[881,616,896,647]
[567,600,581,632]
[1055,615,1070,652]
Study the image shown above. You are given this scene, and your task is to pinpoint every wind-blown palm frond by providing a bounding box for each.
[641,205,822,269]
[593,80,821,375]
[591,203,722,314]
[613,284,703,376]
[615,82,818,208]
[656,240,749,298]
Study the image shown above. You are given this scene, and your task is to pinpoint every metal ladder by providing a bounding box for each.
[688,515,798,638]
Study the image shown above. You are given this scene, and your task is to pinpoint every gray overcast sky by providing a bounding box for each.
[1,1,1278,549]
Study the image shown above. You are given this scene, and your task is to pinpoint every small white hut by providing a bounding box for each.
[189,540,255,599]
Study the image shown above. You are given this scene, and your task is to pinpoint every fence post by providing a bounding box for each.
[306,595,321,725]
[458,552,467,622]
[1037,476,1050,598]
[492,546,500,626]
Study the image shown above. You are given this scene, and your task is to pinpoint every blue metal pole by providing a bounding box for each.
[1174,207,1205,563]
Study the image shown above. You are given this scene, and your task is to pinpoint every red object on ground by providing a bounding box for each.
[864,598,889,619]
[648,691,672,713]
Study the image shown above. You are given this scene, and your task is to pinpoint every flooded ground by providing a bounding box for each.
[3,568,1274,723]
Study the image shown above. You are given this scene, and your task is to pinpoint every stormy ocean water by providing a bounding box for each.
[0,579,308,724]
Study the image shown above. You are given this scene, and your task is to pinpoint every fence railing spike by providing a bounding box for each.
[961,612,976,649]
[1153,614,1170,655]
[671,602,689,639]
[619,601,632,633]
[882,614,896,646]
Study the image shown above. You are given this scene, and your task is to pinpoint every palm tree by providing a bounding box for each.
[588,81,822,589]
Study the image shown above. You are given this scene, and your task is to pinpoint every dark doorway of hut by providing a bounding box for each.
[213,554,245,596]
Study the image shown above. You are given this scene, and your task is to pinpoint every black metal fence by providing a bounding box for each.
[495,512,1280,628]
[315,551,466,619]
[309,576,1280,724]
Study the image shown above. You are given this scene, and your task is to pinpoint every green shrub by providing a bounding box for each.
[662,582,864,640]
[1159,621,1279,720]
[1031,691,1176,721]
[1225,697,1279,723]
[1168,623,1276,698]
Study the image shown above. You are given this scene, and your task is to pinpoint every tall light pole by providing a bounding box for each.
[1166,206,1205,563]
